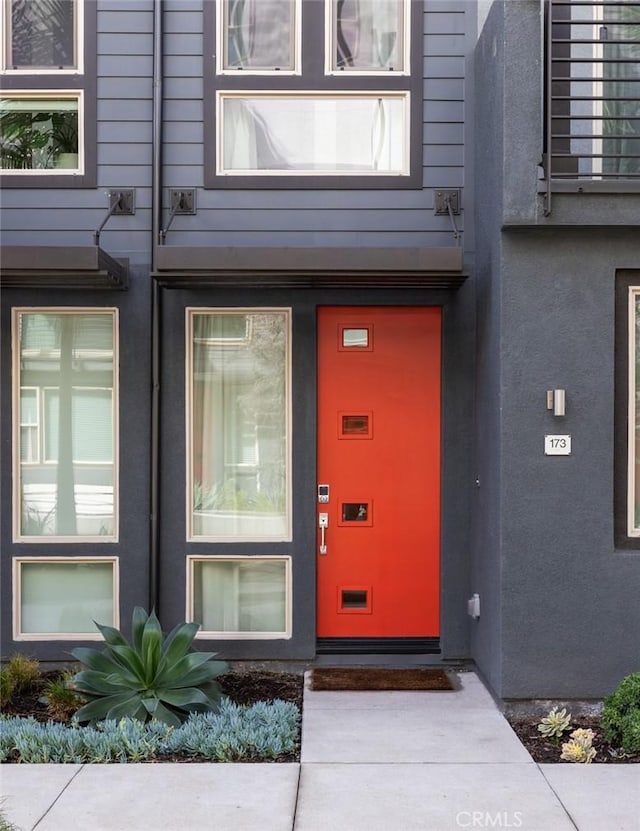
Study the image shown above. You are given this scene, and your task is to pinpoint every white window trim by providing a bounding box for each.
[13,556,120,641]
[324,0,411,77]
[19,386,41,465]
[1,0,83,75]
[215,90,411,177]
[216,0,302,76]
[12,307,119,544]
[628,287,640,536]
[186,555,292,640]
[0,90,85,175]
[185,307,292,543]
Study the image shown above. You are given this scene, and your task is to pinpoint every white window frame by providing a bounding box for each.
[186,555,292,640]
[1,0,84,75]
[216,90,411,177]
[628,287,640,536]
[13,556,119,641]
[19,386,40,465]
[186,307,292,542]
[324,0,411,77]
[0,90,85,175]
[12,307,119,544]
[216,0,302,76]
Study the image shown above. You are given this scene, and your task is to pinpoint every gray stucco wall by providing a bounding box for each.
[474,1,640,700]
[500,230,640,699]
[471,0,506,698]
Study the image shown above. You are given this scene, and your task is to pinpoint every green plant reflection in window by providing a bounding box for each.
[0,98,78,170]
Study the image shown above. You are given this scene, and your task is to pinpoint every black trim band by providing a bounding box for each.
[316,637,441,655]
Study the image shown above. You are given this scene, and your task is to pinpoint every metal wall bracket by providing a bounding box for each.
[160,189,197,244]
[109,189,136,215]
[169,189,196,214]
[434,190,462,245]
[434,190,460,215]
[94,190,136,244]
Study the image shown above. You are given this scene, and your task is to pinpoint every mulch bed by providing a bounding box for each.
[5,672,639,765]
[505,714,640,764]
[2,670,305,764]
[2,670,304,724]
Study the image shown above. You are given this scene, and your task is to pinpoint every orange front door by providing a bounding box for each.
[317,307,441,639]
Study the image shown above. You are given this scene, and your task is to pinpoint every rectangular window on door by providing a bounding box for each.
[187,309,291,541]
[12,309,118,541]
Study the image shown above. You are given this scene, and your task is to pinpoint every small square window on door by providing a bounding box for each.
[339,411,373,439]
[339,501,373,526]
[339,325,373,351]
[338,586,372,614]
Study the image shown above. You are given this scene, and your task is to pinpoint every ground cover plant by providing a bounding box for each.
[506,673,640,764]
[1,667,302,764]
[0,612,303,764]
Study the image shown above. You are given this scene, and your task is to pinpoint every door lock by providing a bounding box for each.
[318,512,329,555]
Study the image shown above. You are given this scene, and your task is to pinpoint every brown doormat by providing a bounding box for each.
[311,667,456,692]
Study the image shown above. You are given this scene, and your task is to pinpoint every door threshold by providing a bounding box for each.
[316,637,440,655]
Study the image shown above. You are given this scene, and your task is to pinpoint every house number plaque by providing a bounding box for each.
[544,435,571,456]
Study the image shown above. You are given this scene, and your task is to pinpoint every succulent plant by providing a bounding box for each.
[537,706,572,739]
[71,607,228,727]
[560,728,596,763]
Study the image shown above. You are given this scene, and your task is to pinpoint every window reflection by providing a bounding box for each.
[221,94,407,174]
[16,311,116,539]
[332,0,405,71]
[190,311,290,539]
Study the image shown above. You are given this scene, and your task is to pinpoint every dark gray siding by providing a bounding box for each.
[0,1,154,266]
[161,0,469,249]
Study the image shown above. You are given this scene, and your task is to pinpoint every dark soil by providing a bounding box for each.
[2,670,304,724]
[2,670,305,764]
[505,714,640,764]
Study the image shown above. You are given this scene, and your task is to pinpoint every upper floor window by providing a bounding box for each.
[0,91,82,173]
[205,0,421,188]
[218,0,301,74]
[327,0,409,74]
[0,0,95,186]
[2,0,81,73]
[545,0,640,184]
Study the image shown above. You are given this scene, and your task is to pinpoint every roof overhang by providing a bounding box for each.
[0,246,128,289]
[151,246,466,289]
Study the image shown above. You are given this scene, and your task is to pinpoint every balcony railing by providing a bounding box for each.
[543,0,640,211]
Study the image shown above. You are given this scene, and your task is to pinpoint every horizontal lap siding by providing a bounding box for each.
[162,0,468,248]
[1,1,468,257]
[0,2,154,263]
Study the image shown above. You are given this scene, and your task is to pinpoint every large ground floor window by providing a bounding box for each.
[187,309,291,542]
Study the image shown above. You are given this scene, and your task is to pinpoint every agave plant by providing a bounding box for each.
[71,607,228,727]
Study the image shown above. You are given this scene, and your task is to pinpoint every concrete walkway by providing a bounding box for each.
[1,671,638,831]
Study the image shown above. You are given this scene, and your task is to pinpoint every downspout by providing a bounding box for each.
[150,0,163,612]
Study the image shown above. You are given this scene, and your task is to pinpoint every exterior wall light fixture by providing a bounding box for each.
[546,389,566,417]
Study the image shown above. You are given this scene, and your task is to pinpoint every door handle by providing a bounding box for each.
[319,513,328,555]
